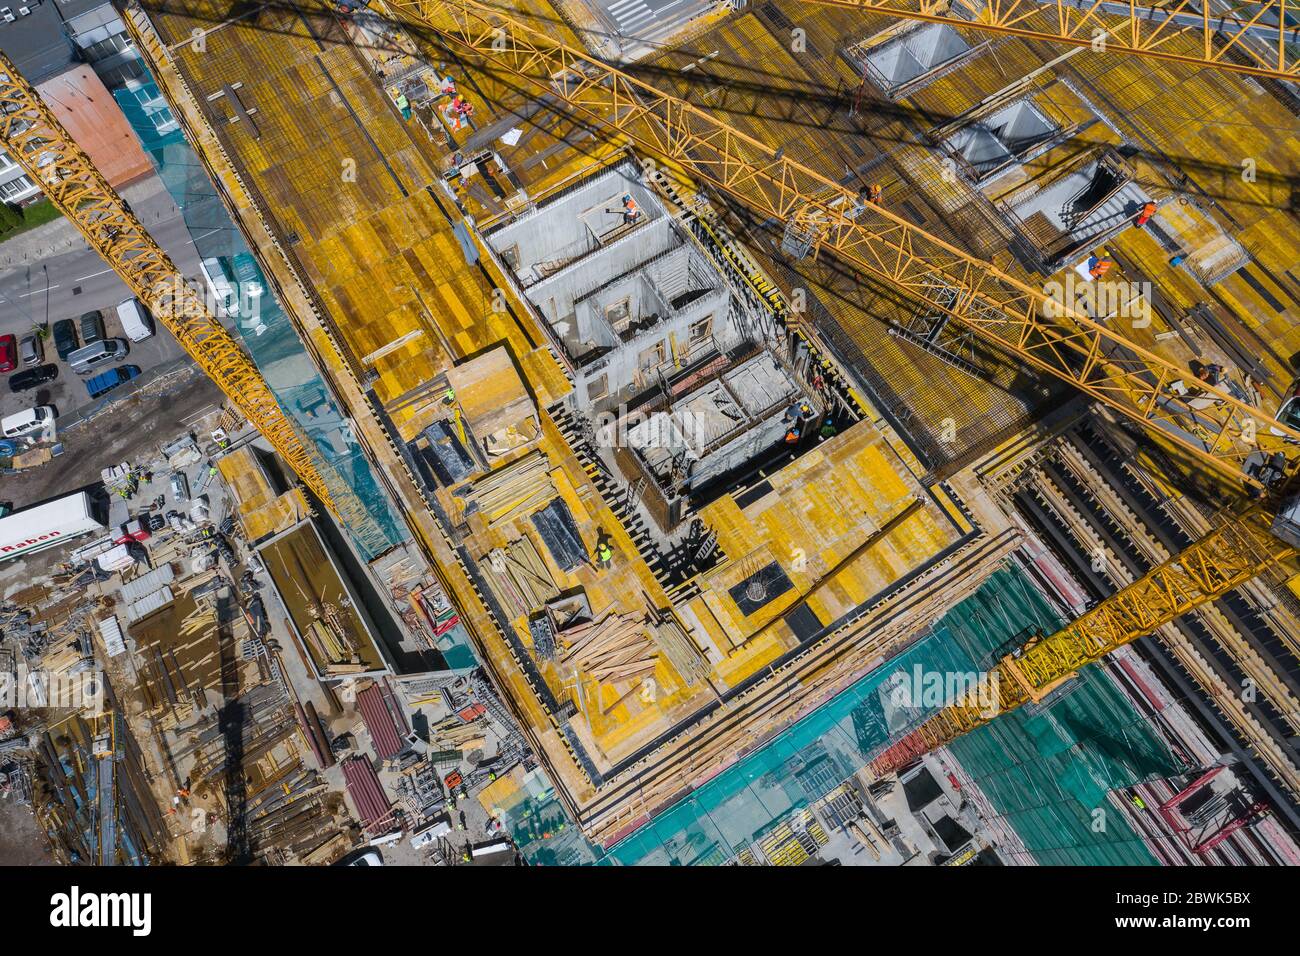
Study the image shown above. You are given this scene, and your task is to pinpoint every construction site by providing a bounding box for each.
[0,0,1298,872]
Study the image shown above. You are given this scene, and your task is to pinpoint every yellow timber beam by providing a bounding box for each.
[386,0,1300,493]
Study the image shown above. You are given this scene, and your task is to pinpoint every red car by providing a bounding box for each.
[0,335,15,373]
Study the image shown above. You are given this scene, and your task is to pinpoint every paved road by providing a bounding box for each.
[0,171,229,429]
[596,0,710,42]
[0,179,217,329]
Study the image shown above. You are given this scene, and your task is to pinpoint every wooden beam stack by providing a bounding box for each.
[455,450,555,528]
[559,611,658,684]
[485,535,559,617]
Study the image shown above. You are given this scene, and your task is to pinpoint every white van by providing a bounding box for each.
[69,339,129,374]
[116,298,154,342]
[200,257,240,317]
[1,405,55,440]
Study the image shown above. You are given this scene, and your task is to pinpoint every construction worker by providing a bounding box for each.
[1135,200,1156,226]
[784,426,800,444]
[395,91,412,121]
[1087,253,1114,280]
[819,416,838,440]
[621,194,642,225]
[867,183,882,205]
[596,539,614,569]
[443,386,456,406]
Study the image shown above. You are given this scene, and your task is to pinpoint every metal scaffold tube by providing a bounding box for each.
[0,52,335,514]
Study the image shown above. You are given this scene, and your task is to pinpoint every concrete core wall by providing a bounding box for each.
[484,160,746,411]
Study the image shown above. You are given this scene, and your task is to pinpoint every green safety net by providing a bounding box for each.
[112,73,408,560]
[493,564,1183,865]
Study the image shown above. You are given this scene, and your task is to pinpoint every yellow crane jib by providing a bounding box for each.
[0,52,334,513]
[795,0,1300,84]
[869,510,1298,775]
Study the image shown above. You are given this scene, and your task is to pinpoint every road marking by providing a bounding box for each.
[16,285,59,298]
[608,0,655,31]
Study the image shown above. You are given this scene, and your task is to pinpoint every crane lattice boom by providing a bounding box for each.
[869,510,1295,774]
[798,0,1300,83]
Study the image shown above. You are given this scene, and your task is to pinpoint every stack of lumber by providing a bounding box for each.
[455,450,555,527]
[428,713,487,752]
[559,611,658,684]
[654,615,711,686]
[304,603,365,675]
[179,604,217,637]
[485,536,559,616]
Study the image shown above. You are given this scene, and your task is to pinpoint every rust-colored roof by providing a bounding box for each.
[37,66,153,189]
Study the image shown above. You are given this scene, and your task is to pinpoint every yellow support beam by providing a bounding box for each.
[388,0,1300,493]
[869,509,1297,774]
[0,53,334,514]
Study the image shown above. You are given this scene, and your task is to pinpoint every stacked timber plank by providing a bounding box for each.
[654,615,711,686]
[303,603,365,676]
[454,450,555,527]
[559,611,658,684]
[485,535,559,617]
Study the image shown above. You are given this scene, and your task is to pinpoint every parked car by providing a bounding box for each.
[116,298,154,342]
[52,319,79,361]
[1,406,55,439]
[0,334,15,373]
[68,339,129,375]
[19,335,42,367]
[1269,378,1300,443]
[79,310,106,346]
[84,365,140,399]
[8,364,58,393]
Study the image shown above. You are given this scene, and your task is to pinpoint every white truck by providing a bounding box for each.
[0,492,107,561]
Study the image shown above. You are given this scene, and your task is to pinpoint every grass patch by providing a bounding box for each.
[0,199,63,240]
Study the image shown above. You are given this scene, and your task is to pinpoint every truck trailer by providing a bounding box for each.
[0,492,108,561]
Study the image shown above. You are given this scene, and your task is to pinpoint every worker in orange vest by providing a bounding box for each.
[1135,200,1156,226]
[621,194,642,225]
[1088,254,1114,280]
[867,183,883,206]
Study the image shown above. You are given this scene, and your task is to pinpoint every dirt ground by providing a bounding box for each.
[2,361,224,512]
[0,795,53,866]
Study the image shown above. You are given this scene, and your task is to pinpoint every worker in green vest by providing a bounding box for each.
[596,539,614,569]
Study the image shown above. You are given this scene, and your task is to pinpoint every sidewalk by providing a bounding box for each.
[0,176,177,269]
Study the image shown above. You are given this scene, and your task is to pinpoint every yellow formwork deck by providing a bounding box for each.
[132,0,1300,837]
[140,0,974,805]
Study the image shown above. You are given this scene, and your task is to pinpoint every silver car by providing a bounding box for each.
[1270,379,1300,443]
[18,334,42,367]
